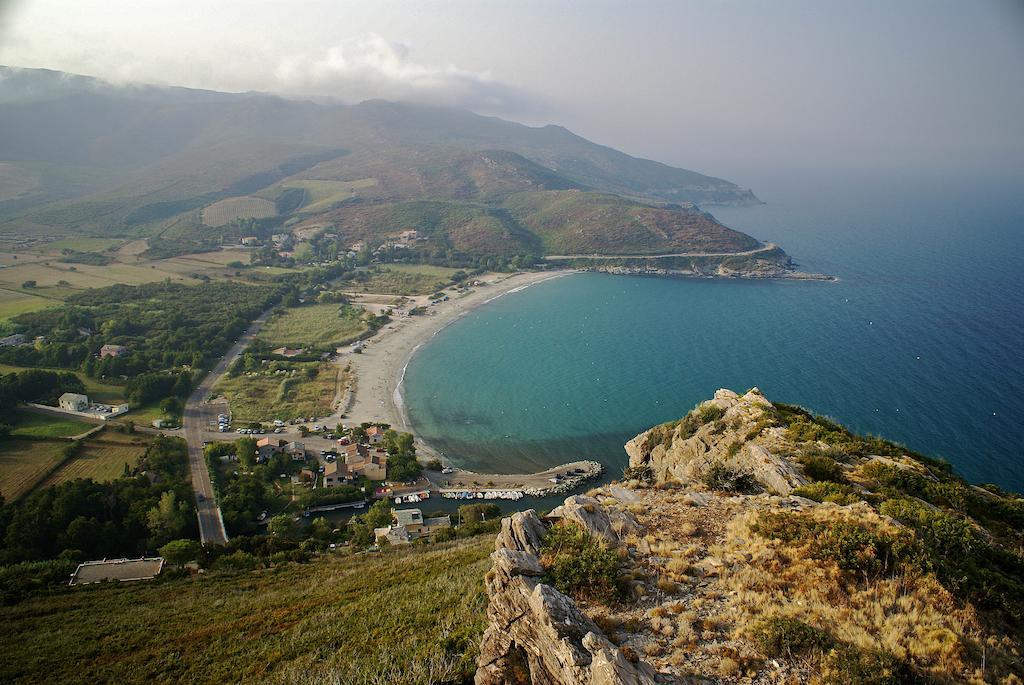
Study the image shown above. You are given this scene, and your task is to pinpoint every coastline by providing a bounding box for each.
[342,269,577,459]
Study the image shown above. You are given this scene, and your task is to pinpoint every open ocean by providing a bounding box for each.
[404,171,1024,493]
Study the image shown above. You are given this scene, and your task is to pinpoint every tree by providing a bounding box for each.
[308,516,333,541]
[160,396,183,418]
[147,491,190,543]
[159,539,201,565]
[235,436,257,469]
[21,280,36,288]
[268,514,298,539]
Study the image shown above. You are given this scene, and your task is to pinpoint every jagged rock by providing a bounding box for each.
[546,495,638,544]
[495,509,548,555]
[477,497,656,685]
[624,388,807,494]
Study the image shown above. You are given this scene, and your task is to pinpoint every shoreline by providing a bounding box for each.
[342,269,577,461]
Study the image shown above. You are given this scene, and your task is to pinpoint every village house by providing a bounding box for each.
[240,236,259,246]
[99,344,128,358]
[398,229,419,242]
[322,460,349,487]
[373,524,411,545]
[285,441,306,460]
[388,508,452,541]
[0,333,27,346]
[256,437,285,461]
[58,392,89,412]
[365,426,385,444]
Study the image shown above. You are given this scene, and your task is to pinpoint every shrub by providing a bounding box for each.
[792,481,862,505]
[797,448,846,482]
[211,550,260,572]
[822,645,919,685]
[540,522,622,602]
[701,462,759,493]
[622,465,654,484]
[753,616,834,659]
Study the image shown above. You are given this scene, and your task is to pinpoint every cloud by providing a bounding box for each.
[270,34,536,114]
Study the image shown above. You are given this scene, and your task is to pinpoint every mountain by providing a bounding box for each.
[0,66,763,262]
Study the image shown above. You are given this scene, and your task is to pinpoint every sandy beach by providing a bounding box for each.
[340,270,576,454]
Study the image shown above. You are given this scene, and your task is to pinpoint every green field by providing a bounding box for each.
[42,432,151,487]
[346,264,460,296]
[0,439,67,502]
[201,196,277,226]
[0,289,56,321]
[0,536,491,684]
[283,178,378,213]
[0,261,199,299]
[258,303,369,348]
[9,412,95,439]
[36,237,123,254]
[0,365,126,404]
[216,362,340,422]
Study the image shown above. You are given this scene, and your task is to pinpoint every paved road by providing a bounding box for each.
[184,308,273,545]
[543,242,776,260]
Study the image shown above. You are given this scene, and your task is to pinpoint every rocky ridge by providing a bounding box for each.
[476,389,1024,684]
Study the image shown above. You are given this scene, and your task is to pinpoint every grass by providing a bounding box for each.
[201,196,276,226]
[36,238,123,254]
[0,364,126,404]
[282,178,378,213]
[42,433,152,486]
[0,261,199,299]
[0,439,68,502]
[215,362,341,423]
[345,264,459,296]
[258,303,369,348]
[0,536,492,685]
[0,289,56,320]
[8,411,95,439]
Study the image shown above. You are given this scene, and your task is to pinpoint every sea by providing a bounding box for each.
[403,170,1024,494]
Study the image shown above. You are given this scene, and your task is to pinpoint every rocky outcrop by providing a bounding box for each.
[625,388,808,494]
[476,507,657,685]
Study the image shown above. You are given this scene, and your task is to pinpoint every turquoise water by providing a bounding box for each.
[404,172,1024,492]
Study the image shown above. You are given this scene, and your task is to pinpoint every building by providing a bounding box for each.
[285,441,306,460]
[99,344,128,358]
[398,229,419,242]
[240,236,259,246]
[0,333,27,346]
[373,525,411,545]
[389,508,451,540]
[256,437,285,461]
[323,460,350,487]
[69,557,164,586]
[365,426,385,444]
[59,392,89,412]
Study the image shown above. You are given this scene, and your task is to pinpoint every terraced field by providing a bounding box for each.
[282,178,378,213]
[201,196,276,226]
[43,433,151,486]
[0,440,67,501]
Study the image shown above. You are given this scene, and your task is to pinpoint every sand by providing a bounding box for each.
[340,270,576,454]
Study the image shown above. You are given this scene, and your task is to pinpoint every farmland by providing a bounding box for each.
[0,535,491,685]
[201,196,277,226]
[343,263,461,296]
[258,303,369,348]
[0,260,200,300]
[0,289,55,322]
[215,361,341,422]
[42,431,152,487]
[281,178,379,213]
[8,411,95,439]
[0,439,67,502]
[33,237,123,254]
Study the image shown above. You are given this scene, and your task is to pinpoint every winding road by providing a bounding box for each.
[184,308,273,545]
[543,242,777,260]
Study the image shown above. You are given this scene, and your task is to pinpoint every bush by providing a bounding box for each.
[792,481,862,505]
[797,448,846,482]
[822,645,919,685]
[159,539,202,565]
[753,616,834,659]
[540,522,622,602]
[701,462,759,493]
[622,465,653,484]
[211,550,260,573]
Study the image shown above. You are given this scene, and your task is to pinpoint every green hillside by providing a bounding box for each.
[0,536,492,685]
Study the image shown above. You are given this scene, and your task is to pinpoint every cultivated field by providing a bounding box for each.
[43,433,151,487]
[9,412,95,439]
[345,263,460,296]
[0,536,491,684]
[34,237,122,254]
[215,362,341,422]
[282,178,378,213]
[201,196,276,226]
[258,303,369,348]
[0,439,67,501]
[0,289,56,321]
[0,261,199,299]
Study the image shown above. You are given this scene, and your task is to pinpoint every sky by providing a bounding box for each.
[1,0,1023,183]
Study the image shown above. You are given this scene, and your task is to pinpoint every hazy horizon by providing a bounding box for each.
[2,0,1023,183]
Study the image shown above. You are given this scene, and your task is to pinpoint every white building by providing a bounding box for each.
[58,393,89,412]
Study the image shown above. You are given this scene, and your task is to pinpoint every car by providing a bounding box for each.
[274,427,284,433]
[197,493,205,502]
[441,467,454,474]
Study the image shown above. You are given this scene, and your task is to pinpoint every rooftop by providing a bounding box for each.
[69,557,164,586]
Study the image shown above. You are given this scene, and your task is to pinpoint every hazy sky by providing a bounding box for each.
[1,0,1022,182]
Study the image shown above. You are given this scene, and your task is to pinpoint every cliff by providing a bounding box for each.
[477,389,1024,684]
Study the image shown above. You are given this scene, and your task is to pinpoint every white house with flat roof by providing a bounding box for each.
[59,393,89,412]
